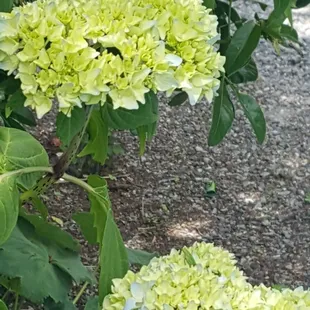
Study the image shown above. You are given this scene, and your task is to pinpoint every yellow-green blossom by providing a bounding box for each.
[0,0,225,118]
[103,242,310,310]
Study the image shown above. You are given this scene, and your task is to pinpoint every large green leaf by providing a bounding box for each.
[127,248,158,266]
[56,108,86,147]
[99,209,128,305]
[225,21,261,76]
[72,212,97,245]
[237,93,266,143]
[0,176,19,245]
[0,300,8,310]
[229,58,258,84]
[106,91,158,130]
[0,127,49,189]
[79,109,108,164]
[208,80,235,146]
[20,211,80,252]
[0,218,94,303]
[295,0,310,7]
[0,0,14,12]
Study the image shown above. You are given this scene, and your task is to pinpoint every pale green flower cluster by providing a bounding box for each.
[103,242,310,309]
[0,0,225,118]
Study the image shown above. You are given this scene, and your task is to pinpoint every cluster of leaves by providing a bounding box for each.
[0,126,157,309]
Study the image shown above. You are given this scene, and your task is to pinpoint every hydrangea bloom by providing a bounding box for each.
[0,0,225,118]
[103,242,310,309]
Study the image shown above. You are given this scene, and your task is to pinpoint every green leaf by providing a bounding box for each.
[72,212,97,245]
[237,92,266,143]
[106,91,158,130]
[0,127,49,189]
[0,0,14,12]
[203,0,216,9]
[229,58,258,84]
[217,1,243,28]
[168,91,188,106]
[136,126,147,156]
[10,107,36,127]
[182,248,196,266]
[280,24,299,43]
[0,218,94,303]
[225,21,261,76]
[266,0,291,36]
[208,80,235,146]
[87,175,110,246]
[79,109,108,164]
[295,0,310,7]
[305,193,310,204]
[6,89,26,110]
[127,248,158,266]
[20,211,80,252]
[0,300,8,310]
[23,191,48,219]
[56,108,86,147]
[84,296,99,310]
[0,176,19,245]
[99,209,128,305]
[204,181,217,198]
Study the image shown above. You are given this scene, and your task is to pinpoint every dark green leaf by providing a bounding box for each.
[229,58,258,84]
[6,89,26,110]
[0,300,8,310]
[0,76,20,95]
[203,0,216,9]
[0,218,94,303]
[84,296,99,310]
[99,209,128,304]
[127,248,158,266]
[56,108,86,147]
[295,0,310,7]
[0,176,19,246]
[280,24,299,43]
[237,92,266,143]
[208,80,234,146]
[1,115,25,130]
[11,108,36,127]
[79,109,108,164]
[0,0,14,12]
[225,21,261,76]
[72,212,97,245]
[20,211,80,252]
[168,92,188,106]
[0,127,49,189]
[107,91,158,130]
[217,1,243,28]
[44,298,77,310]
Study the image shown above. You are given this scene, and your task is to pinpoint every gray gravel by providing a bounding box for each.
[36,1,310,302]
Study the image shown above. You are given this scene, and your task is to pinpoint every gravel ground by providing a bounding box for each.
[33,1,310,304]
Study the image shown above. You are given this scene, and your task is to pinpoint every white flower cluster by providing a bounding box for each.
[103,242,310,309]
[0,0,225,118]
